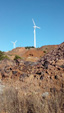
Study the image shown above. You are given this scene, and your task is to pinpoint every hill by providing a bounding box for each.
[0,42,64,113]
[5,44,58,62]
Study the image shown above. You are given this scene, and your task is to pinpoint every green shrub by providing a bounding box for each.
[0,51,9,60]
[0,51,4,59]
[25,46,34,49]
[14,55,22,60]
[4,55,9,60]
[43,51,46,53]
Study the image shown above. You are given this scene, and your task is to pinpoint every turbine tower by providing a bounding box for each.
[11,40,17,48]
[32,18,40,48]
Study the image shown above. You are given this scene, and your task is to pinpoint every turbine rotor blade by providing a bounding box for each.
[36,26,40,29]
[32,18,36,26]
[15,40,17,43]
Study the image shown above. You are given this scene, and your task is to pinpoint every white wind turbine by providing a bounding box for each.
[11,40,17,48]
[32,18,40,48]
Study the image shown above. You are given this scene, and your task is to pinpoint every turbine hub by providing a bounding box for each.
[33,26,36,29]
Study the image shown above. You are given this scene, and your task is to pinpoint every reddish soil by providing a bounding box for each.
[5,44,58,62]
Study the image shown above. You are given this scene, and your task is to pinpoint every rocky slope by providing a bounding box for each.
[0,42,64,113]
[5,44,58,62]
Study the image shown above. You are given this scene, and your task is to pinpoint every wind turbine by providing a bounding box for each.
[11,40,17,48]
[32,18,40,48]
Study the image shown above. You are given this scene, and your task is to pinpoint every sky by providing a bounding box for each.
[0,0,64,51]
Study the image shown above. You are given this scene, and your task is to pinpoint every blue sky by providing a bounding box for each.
[0,0,64,51]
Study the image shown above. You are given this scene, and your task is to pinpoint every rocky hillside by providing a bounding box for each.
[5,44,58,62]
[0,42,64,113]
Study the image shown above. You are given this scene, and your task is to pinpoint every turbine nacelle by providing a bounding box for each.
[32,18,40,29]
[33,26,40,29]
[11,40,17,44]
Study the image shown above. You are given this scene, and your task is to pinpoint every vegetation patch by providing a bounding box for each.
[25,46,34,49]
[0,51,9,60]
[43,51,47,53]
[14,55,22,60]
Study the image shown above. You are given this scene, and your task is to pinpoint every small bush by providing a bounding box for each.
[0,51,4,60]
[25,46,34,49]
[14,55,22,60]
[0,51,9,60]
[0,51,4,55]
[43,51,46,53]
[4,55,9,60]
